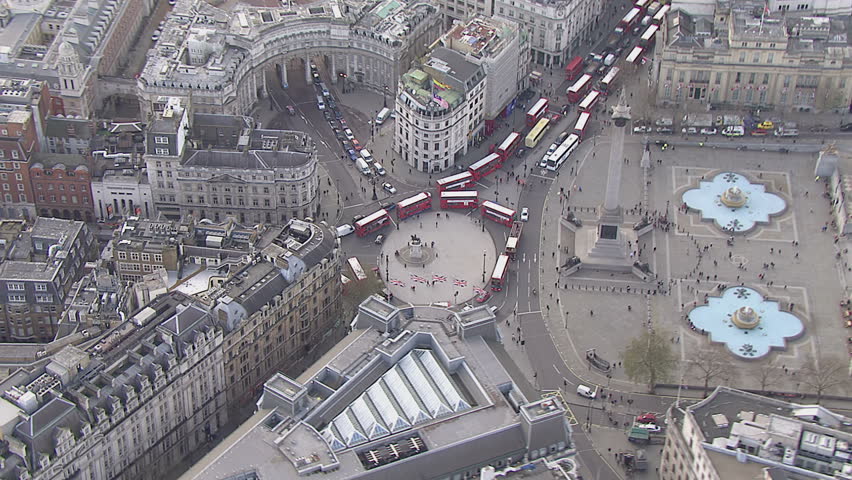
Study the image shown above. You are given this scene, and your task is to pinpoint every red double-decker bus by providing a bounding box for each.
[578,90,602,112]
[565,56,584,81]
[505,221,523,260]
[436,171,475,192]
[526,98,549,127]
[567,74,593,103]
[574,111,591,139]
[396,192,432,220]
[469,153,501,180]
[490,254,510,291]
[481,200,515,226]
[620,7,641,28]
[494,131,522,161]
[440,190,478,209]
[354,209,390,237]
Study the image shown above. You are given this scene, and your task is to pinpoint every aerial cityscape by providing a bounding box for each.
[0,0,848,478]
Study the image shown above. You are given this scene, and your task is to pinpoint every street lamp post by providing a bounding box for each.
[385,255,389,281]
[482,250,486,283]
[371,178,378,201]
[383,84,389,108]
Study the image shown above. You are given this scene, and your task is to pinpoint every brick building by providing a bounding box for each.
[29,153,94,222]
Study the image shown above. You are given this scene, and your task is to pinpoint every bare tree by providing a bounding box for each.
[622,329,676,394]
[800,356,848,403]
[690,348,732,397]
[751,360,785,393]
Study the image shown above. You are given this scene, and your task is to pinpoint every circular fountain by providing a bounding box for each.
[731,305,760,329]
[720,186,748,208]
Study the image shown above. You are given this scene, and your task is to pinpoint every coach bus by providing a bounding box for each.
[481,200,515,226]
[567,74,593,103]
[546,134,581,172]
[440,190,478,209]
[396,192,432,220]
[600,67,621,95]
[490,254,510,291]
[526,98,549,127]
[525,118,551,148]
[626,46,644,64]
[573,111,591,139]
[578,90,602,112]
[469,153,502,180]
[495,131,522,161]
[354,209,390,237]
[436,171,474,191]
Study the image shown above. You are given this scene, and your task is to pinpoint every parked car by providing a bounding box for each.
[636,424,662,433]
[380,201,396,211]
[151,31,160,41]
[351,139,362,151]
[841,123,852,132]
[382,182,396,194]
[475,291,491,303]
[750,129,769,136]
[375,234,384,245]
[655,127,673,134]
[633,125,652,134]
[352,214,366,223]
[681,127,698,135]
[722,125,744,137]
[636,413,658,424]
[520,207,529,222]
[347,149,358,161]
[757,120,774,130]
[699,127,717,135]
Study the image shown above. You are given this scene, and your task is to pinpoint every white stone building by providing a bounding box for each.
[438,16,529,131]
[653,0,852,112]
[91,166,153,220]
[394,47,486,173]
[493,0,604,67]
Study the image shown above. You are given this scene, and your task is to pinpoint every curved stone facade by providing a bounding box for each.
[137,1,441,117]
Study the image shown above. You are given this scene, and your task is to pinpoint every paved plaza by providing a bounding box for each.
[381,211,499,305]
[538,136,849,395]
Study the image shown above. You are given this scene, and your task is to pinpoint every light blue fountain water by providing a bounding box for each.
[688,287,804,359]
[682,172,786,232]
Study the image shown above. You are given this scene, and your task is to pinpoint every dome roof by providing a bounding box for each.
[58,41,77,59]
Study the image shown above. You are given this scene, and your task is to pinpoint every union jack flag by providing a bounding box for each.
[411,274,428,283]
[390,279,405,287]
[432,274,447,282]
[453,279,468,287]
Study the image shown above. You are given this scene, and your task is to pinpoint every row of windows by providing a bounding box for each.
[666,69,847,90]
[7,294,53,303]
[116,251,164,263]
[2,193,27,202]
[37,194,88,205]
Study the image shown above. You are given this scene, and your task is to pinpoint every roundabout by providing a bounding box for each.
[382,212,499,305]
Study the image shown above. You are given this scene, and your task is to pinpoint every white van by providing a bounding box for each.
[335,224,354,237]
[604,54,616,66]
[319,82,330,97]
[722,125,744,137]
[316,95,325,110]
[360,149,374,163]
[356,158,371,176]
[376,107,392,125]
[373,162,386,176]
[577,384,597,399]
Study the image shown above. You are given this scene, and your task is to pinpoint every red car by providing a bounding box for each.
[750,129,769,136]
[636,413,657,424]
[351,139,363,151]
[475,291,491,303]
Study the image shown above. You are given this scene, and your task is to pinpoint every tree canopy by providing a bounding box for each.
[621,329,677,393]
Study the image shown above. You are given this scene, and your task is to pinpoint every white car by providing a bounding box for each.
[382,182,396,194]
[722,126,745,137]
[520,207,529,222]
[681,127,698,135]
[151,31,160,41]
[633,125,651,134]
[700,127,717,135]
[344,128,354,141]
[636,423,662,433]
[540,143,557,167]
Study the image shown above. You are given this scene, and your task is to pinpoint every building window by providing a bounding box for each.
[762,74,769,84]
[35,283,47,291]
[130,252,139,261]
[783,75,791,87]
[732,89,740,101]
[141,253,151,262]
[767,53,774,63]
[714,72,722,84]
[154,254,163,263]
[738,52,746,62]
[10,151,17,159]
[154,136,169,144]
[7,282,24,291]
[7,294,25,303]
[35,294,53,303]
[155,148,169,155]
[117,251,127,260]
[748,73,755,84]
